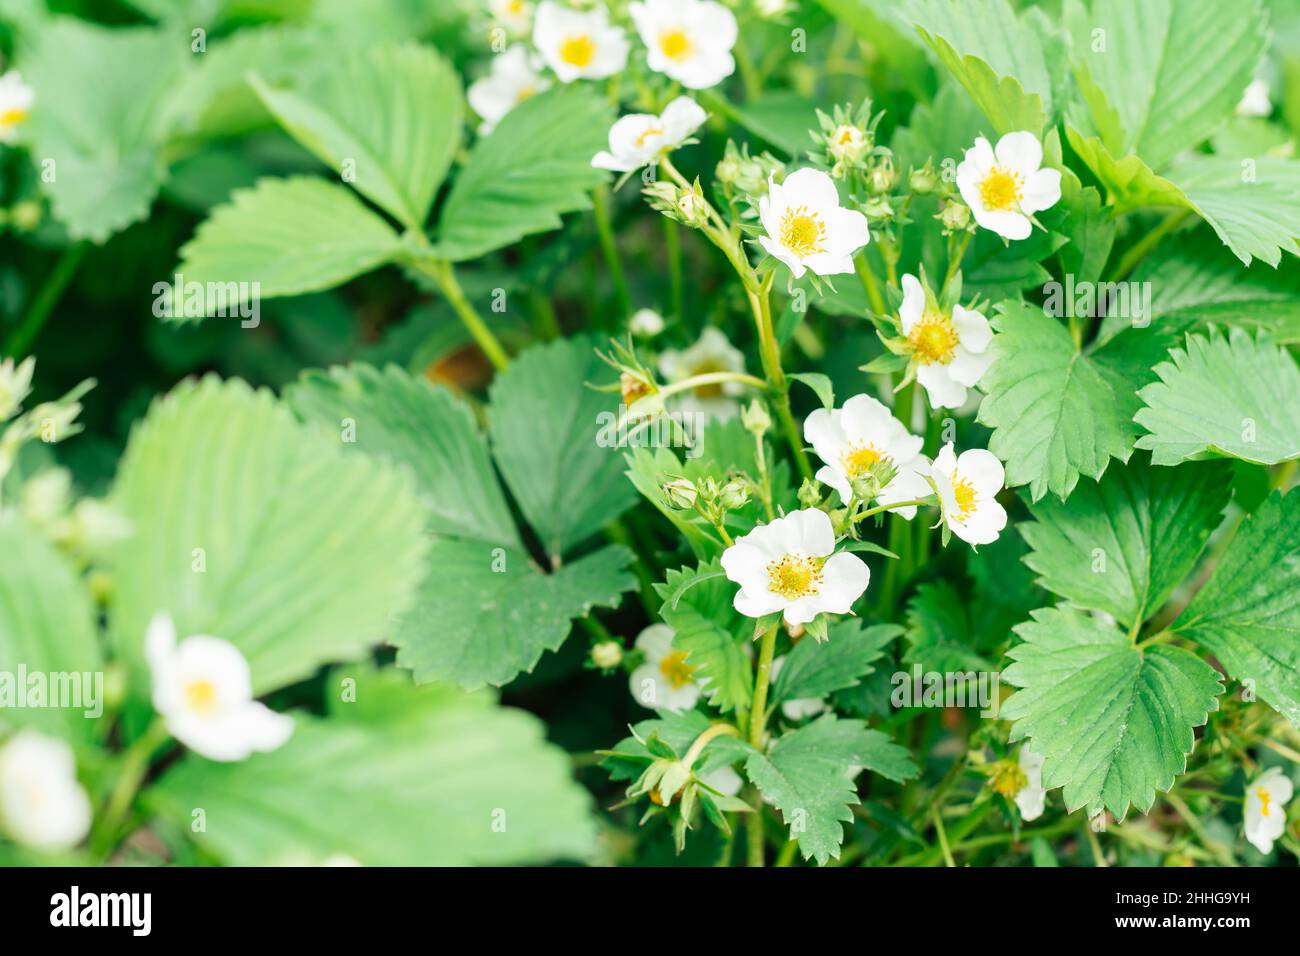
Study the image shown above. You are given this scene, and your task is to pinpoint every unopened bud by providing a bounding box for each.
[590,640,623,670]
[940,201,971,232]
[719,480,749,510]
[663,478,698,509]
[741,399,771,436]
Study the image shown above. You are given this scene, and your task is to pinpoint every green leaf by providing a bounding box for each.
[1055,178,1116,287]
[393,540,635,689]
[253,42,461,231]
[148,670,596,865]
[18,20,185,242]
[108,376,428,704]
[287,364,519,547]
[1134,329,1300,466]
[771,620,898,706]
[488,337,638,560]
[1173,491,1300,725]
[727,91,819,158]
[602,709,753,781]
[977,301,1140,501]
[656,561,752,714]
[1002,607,1222,818]
[905,0,1051,135]
[436,86,613,261]
[745,715,917,864]
[175,177,403,313]
[624,446,718,559]
[891,81,986,173]
[1167,157,1300,268]
[788,372,834,411]
[1020,458,1231,630]
[1063,0,1267,170]
[0,516,101,742]
[903,582,996,673]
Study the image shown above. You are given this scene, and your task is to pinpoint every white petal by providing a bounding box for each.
[822,205,870,255]
[660,95,707,141]
[947,346,994,388]
[958,498,1007,545]
[785,507,835,556]
[720,541,770,593]
[962,136,996,174]
[957,448,1005,496]
[899,274,925,333]
[634,622,676,661]
[915,363,968,409]
[971,206,1032,241]
[735,587,784,618]
[629,663,668,709]
[780,167,840,210]
[144,611,178,672]
[235,703,294,754]
[994,131,1043,174]
[815,464,853,505]
[759,236,807,278]
[933,442,957,475]
[952,304,992,353]
[591,151,632,171]
[800,250,856,277]
[810,551,870,612]
[1020,167,1062,215]
[661,680,701,712]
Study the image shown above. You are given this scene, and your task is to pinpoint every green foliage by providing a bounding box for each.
[656,561,753,713]
[771,620,897,706]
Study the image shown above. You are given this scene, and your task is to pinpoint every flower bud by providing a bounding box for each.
[940,200,971,232]
[662,477,698,510]
[828,124,869,165]
[621,371,653,407]
[629,308,665,338]
[715,155,741,185]
[868,156,896,194]
[797,478,822,510]
[590,640,623,670]
[718,480,749,510]
[740,399,771,436]
[9,200,42,233]
[909,163,937,194]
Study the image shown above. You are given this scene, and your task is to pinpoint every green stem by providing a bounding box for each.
[931,806,956,867]
[407,254,510,371]
[5,242,88,357]
[855,253,887,316]
[593,184,632,322]
[942,231,972,294]
[1112,208,1193,281]
[746,620,780,867]
[852,498,932,524]
[528,289,562,339]
[682,722,740,768]
[91,719,170,859]
[663,218,684,322]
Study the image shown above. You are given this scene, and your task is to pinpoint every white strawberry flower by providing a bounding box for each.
[533,1,630,82]
[721,508,870,626]
[488,0,535,35]
[769,656,826,720]
[930,443,1007,546]
[758,168,870,279]
[629,0,738,90]
[0,71,33,145]
[629,623,701,712]
[1014,743,1047,822]
[592,96,707,173]
[803,393,931,517]
[145,612,293,762]
[955,131,1061,241]
[1244,766,1293,854]
[467,45,550,134]
[899,273,993,410]
[658,326,748,421]
[0,730,92,852]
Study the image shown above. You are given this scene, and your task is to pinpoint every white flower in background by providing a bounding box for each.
[1015,744,1046,821]
[0,355,35,420]
[1244,766,1293,854]
[0,730,92,852]
[804,393,931,517]
[533,1,630,82]
[769,656,826,720]
[658,326,747,421]
[467,45,550,134]
[699,764,742,796]
[758,168,870,279]
[630,0,738,90]
[629,623,701,712]
[592,96,707,172]
[1237,78,1272,117]
[721,508,869,626]
[146,612,294,762]
[955,131,1061,241]
[630,307,666,337]
[0,71,33,145]
[488,0,534,35]
[930,443,1006,546]
[899,274,993,409]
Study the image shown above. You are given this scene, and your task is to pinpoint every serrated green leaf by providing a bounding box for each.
[746,714,917,864]
[436,86,613,261]
[174,177,403,313]
[0,515,101,742]
[1002,607,1222,818]
[108,376,428,708]
[1020,458,1231,630]
[1167,157,1300,268]
[977,301,1140,500]
[1174,491,1300,725]
[903,581,996,673]
[148,669,596,865]
[656,561,752,713]
[488,337,637,560]
[253,42,461,230]
[1134,329,1300,466]
[771,620,898,706]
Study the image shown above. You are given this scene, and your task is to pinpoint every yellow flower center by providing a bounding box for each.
[990,760,1028,797]
[951,474,977,519]
[516,85,538,103]
[978,166,1024,212]
[842,443,887,477]
[908,312,960,365]
[0,107,28,127]
[559,34,596,68]
[634,125,665,148]
[778,206,826,257]
[838,127,858,145]
[658,650,696,689]
[767,554,824,600]
[659,28,693,62]
[183,678,219,716]
[1258,786,1272,817]
[508,0,524,13]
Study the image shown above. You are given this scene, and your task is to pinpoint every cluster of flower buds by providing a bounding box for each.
[714,139,785,211]
[0,359,92,482]
[811,100,887,181]
[662,473,750,515]
[643,177,709,228]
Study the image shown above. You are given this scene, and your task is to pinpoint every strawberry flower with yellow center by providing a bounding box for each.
[0,730,91,852]
[955,131,1061,241]
[721,508,869,626]
[630,0,738,90]
[899,273,993,410]
[1244,766,1293,854]
[930,443,1007,546]
[487,0,535,35]
[467,45,550,134]
[658,326,749,421]
[533,1,630,83]
[757,168,870,279]
[629,623,702,712]
[592,96,707,173]
[804,393,930,517]
[0,70,33,145]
